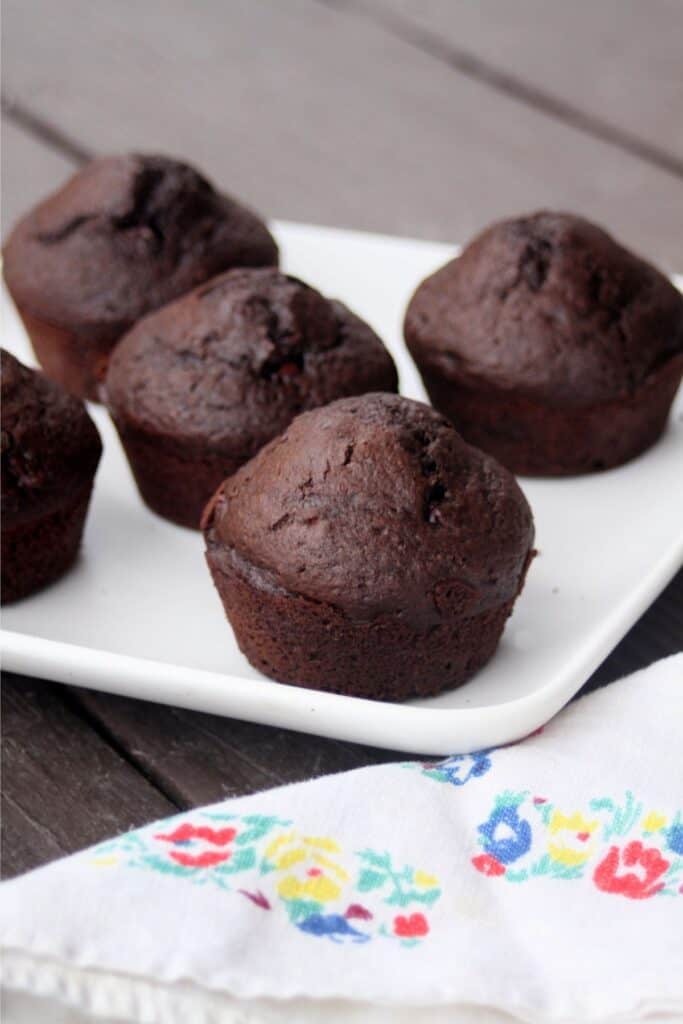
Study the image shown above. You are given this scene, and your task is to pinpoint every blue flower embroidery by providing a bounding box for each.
[425,751,492,787]
[478,804,532,865]
[297,913,370,943]
[666,823,683,855]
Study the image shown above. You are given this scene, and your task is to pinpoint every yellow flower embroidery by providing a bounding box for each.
[548,810,599,866]
[264,831,296,860]
[313,853,349,880]
[91,855,118,868]
[267,832,348,906]
[278,873,341,903]
[414,870,439,888]
[641,811,667,833]
[274,848,307,870]
[302,836,342,853]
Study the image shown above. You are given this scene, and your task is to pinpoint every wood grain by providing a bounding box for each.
[68,690,402,809]
[581,571,683,692]
[3,0,683,267]
[1,674,176,878]
[357,0,683,167]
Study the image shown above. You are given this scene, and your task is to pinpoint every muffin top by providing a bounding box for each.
[405,212,683,406]
[106,268,398,458]
[1,350,102,522]
[3,154,278,342]
[203,393,534,624]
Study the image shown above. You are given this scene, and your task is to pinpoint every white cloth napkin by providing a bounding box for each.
[1,655,682,1024]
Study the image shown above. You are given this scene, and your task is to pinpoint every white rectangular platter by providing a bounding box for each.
[2,221,682,754]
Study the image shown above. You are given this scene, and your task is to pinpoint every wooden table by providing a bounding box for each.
[2,0,682,879]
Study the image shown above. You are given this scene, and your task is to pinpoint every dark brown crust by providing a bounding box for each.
[1,481,94,603]
[420,353,683,476]
[112,421,243,529]
[1,349,101,602]
[15,308,112,403]
[405,211,683,474]
[205,549,523,701]
[4,154,279,398]
[1,349,102,524]
[202,393,534,699]
[106,269,399,528]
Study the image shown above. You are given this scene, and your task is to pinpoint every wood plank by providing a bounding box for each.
[1,674,176,878]
[2,0,682,268]
[1,794,65,877]
[362,0,683,165]
[582,570,683,692]
[68,690,401,809]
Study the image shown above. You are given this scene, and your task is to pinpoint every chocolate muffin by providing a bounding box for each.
[405,212,683,475]
[105,268,399,529]
[1,350,102,603]
[202,393,534,700]
[3,154,279,400]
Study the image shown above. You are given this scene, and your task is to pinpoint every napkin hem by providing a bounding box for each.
[3,948,683,1024]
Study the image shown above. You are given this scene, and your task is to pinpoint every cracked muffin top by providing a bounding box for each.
[1,349,101,522]
[404,212,683,406]
[105,268,398,457]
[202,393,534,623]
[3,154,279,342]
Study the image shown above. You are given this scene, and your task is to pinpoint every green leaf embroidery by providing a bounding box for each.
[533,802,553,827]
[284,898,322,923]
[494,789,529,810]
[357,868,386,892]
[415,887,441,906]
[594,791,643,841]
[135,853,189,877]
[357,849,391,870]
[235,815,291,846]
[215,846,257,875]
[530,854,552,876]
[385,886,441,907]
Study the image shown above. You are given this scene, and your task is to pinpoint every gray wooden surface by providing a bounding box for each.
[2,0,682,879]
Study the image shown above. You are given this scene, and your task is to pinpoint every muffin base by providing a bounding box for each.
[17,306,114,402]
[1,484,94,604]
[112,420,242,529]
[205,550,519,701]
[419,355,683,476]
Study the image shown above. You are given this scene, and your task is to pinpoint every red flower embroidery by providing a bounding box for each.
[155,823,236,846]
[155,822,237,868]
[170,849,231,868]
[594,841,669,900]
[472,853,506,877]
[393,913,429,938]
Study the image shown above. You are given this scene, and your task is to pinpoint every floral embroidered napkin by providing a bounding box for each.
[1,654,682,1024]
